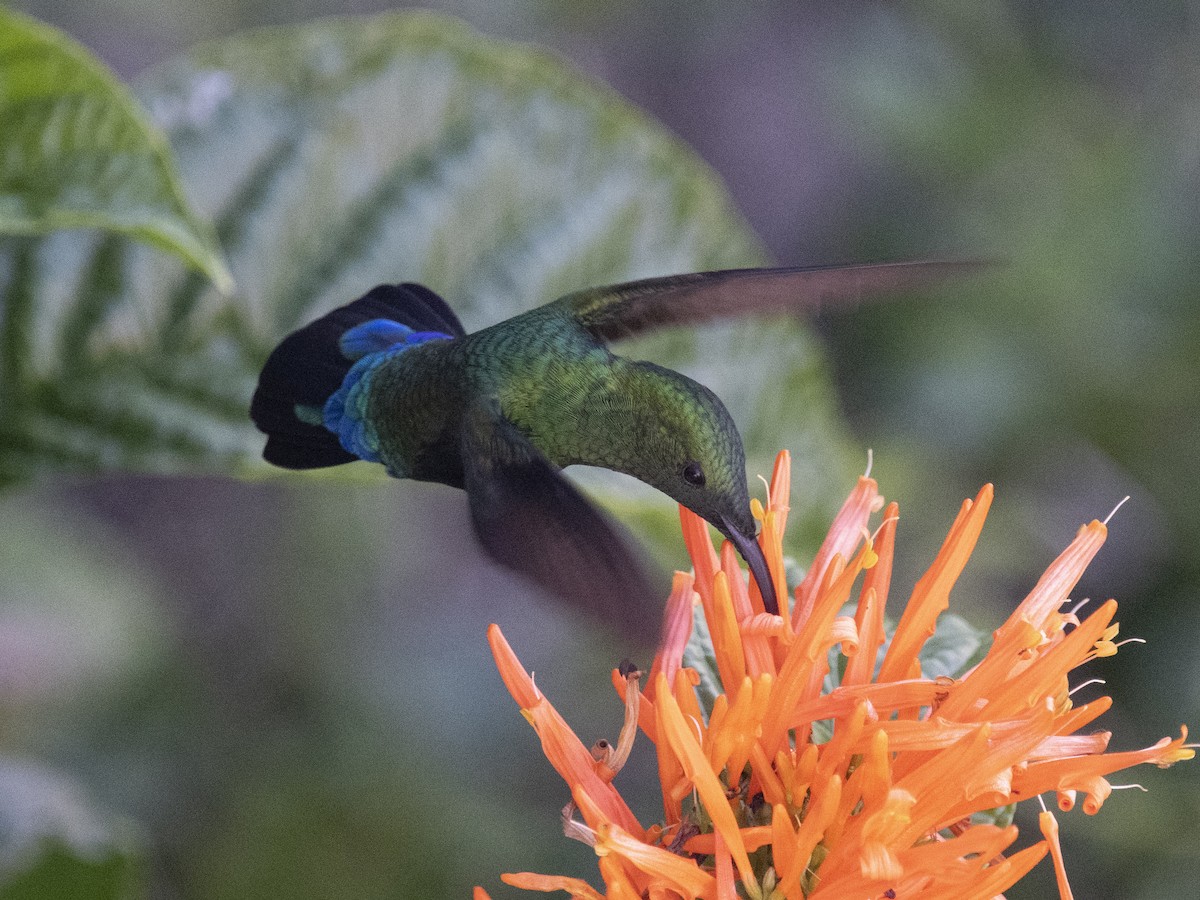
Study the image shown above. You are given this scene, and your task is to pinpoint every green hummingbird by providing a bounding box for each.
[251,262,962,641]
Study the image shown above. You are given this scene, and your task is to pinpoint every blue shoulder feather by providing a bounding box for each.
[322,324,450,464]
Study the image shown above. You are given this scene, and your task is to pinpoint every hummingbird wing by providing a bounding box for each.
[461,400,664,646]
[558,260,983,343]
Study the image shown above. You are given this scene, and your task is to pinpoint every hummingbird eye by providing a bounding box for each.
[682,461,706,486]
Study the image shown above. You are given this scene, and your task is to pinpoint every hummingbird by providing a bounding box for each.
[251,262,964,642]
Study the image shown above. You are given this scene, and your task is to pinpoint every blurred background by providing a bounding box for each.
[4,1,1199,897]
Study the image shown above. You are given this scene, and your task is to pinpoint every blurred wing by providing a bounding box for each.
[461,401,664,647]
[559,260,985,343]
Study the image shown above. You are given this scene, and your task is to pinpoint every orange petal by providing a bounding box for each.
[714,829,737,900]
[654,673,755,886]
[971,600,1118,722]
[1051,695,1113,736]
[489,622,542,709]
[767,449,792,534]
[771,804,798,883]
[489,624,643,836]
[890,826,1031,900]
[790,680,940,733]
[952,840,1048,900]
[1015,726,1194,802]
[893,723,994,839]
[501,873,605,899]
[814,701,871,785]
[758,508,789,631]
[859,500,898,630]
[580,788,717,898]
[793,742,819,792]
[1039,810,1075,900]
[680,505,720,614]
[709,571,747,699]
[611,667,658,743]
[597,855,642,900]
[682,826,773,855]
[1075,775,1113,816]
[748,739,786,808]
[843,728,894,830]
[878,485,992,683]
[1007,521,1107,636]
[1028,732,1111,762]
[673,668,706,738]
[647,571,697,703]
[719,541,776,678]
[761,542,878,756]
[723,675,774,782]
[937,519,1108,723]
[816,786,913,884]
[794,474,882,630]
[844,500,898,688]
[777,773,842,898]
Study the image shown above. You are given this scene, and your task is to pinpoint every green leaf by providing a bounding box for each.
[682,603,723,710]
[971,802,1017,830]
[0,9,231,293]
[0,11,856,528]
[918,612,987,679]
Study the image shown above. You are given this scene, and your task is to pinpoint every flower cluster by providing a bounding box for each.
[479,452,1193,899]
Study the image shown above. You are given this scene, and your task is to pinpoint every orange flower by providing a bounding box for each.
[484,451,1194,898]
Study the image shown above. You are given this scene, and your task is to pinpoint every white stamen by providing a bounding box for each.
[871,515,899,543]
[864,448,874,478]
[1103,496,1130,526]
[561,803,598,845]
[1068,597,1091,617]
[1109,783,1149,793]
[1114,637,1147,649]
[1069,678,1106,696]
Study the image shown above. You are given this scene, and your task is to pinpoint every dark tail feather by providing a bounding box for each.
[250,283,466,470]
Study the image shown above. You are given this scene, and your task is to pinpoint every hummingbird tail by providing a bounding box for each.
[250,283,466,469]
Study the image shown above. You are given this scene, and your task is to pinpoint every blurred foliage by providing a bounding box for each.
[2,2,1199,899]
[0,759,144,900]
[0,844,141,900]
[819,6,1200,896]
[0,7,853,899]
[0,8,854,542]
[0,9,230,291]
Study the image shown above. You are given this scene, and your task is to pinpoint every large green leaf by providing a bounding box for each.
[0,9,231,292]
[0,12,856,524]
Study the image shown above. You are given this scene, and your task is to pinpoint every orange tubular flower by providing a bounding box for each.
[485,451,1194,898]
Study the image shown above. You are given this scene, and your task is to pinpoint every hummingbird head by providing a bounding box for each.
[617,363,779,615]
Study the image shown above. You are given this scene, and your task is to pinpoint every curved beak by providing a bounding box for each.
[719,514,779,615]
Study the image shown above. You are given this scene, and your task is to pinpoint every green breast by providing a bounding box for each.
[468,309,622,468]
[364,339,468,481]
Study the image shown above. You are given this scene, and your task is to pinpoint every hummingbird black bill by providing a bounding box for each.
[720,514,779,616]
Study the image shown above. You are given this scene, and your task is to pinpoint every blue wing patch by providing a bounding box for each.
[339,319,414,360]
[322,320,452,465]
